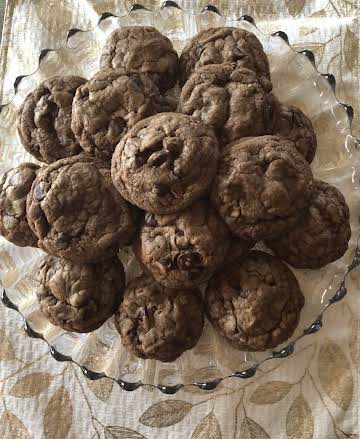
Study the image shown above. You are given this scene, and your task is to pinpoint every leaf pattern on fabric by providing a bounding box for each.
[344,28,359,71]
[0,410,31,439]
[240,417,271,439]
[104,426,145,438]
[9,372,53,398]
[86,378,114,402]
[191,412,221,439]
[43,386,73,439]
[318,339,354,410]
[33,0,72,35]
[250,381,292,404]
[285,0,306,16]
[350,317,360,374]
[0,330,15,362]
[139,400,193,427]
[286,394,314,439]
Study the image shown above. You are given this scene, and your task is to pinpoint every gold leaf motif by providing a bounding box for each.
[93,1,118,14]
[285,0,306,16]
[34,1,72,36]
[299,27,317,36]
[192,412,221,439]
[104,426,145,438]
[318,339,354,410]
[240,0,276,20]
[286,394,314,439]
[86,378,113,402]
[9,372,53,398]
[0,410,31,439]
[350,317,360,374]
[44,386,72,439]
[240,417,270,439]
[139,400,192,427]
[0,330,15,362]
[310,9,326,17]
[250,381,292,405]
[344,28,359,71]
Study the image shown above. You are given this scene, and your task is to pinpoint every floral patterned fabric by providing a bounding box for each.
[0,1,359,438]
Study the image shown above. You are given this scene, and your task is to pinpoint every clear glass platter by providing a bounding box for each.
[0,3,360,393]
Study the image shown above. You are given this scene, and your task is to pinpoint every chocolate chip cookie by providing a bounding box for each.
[266,180,351,268]
[18,76,86,164]
[71,68,173,162]
[274,103,317,163]
[133,200,236,289]
[211,135,313,241]
[111,113,219,214]
[205,250,304,351]
[27,155,137,262]
[37,256,125,333]
[179,27,271,90]
[100,26,179,92]
[115,275,204,362]
[0,163,39,247]
[179,64,278,144]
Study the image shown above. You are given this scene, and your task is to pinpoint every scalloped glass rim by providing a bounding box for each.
[0,3,360,394]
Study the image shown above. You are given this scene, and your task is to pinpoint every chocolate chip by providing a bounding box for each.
[175,234,190,250]
[148,151,169,167]
[231,47,245,61]
[155,184,169,196]
[159,255,175,270]
[177,251,203,271]
[164,137,183,157]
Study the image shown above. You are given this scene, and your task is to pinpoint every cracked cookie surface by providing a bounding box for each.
[27,155,137,262]
[100,26,179,92]
[18,76,86,164]
[115,274,204,362]
[274,103,317,163]
[211,135,313,241]
[37,256,125,332]
[111,113,219,214]
[179,27,271,89]
[0,163,39,247]
[133,200,235,289]
[266,180,351,268]
[71,68,173,162]
[179,63,278,145]
[205,250,304,351]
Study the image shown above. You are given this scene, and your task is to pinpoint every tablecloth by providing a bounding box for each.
[0,1,359,438]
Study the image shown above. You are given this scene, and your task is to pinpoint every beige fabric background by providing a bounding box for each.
[0,1,359,438]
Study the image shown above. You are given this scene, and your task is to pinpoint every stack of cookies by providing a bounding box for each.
[0,26,351,363]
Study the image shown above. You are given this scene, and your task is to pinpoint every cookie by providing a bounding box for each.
[274,103,317,163]
[179,64,278,144]
[100,26,179,92]
[266,180,351,268]
[115,275,204,362]
[37,256,125,333]
[0,163,39,247]
[211,135,313,241]
[71,68,173,162]
[27,155,137,262]
[111,113,219,214]
[18,76,86,164]
[179,27,271,89]
[205,250,304,351]
[133,200,236,289]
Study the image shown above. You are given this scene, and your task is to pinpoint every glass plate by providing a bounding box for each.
[1,3,360,394]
